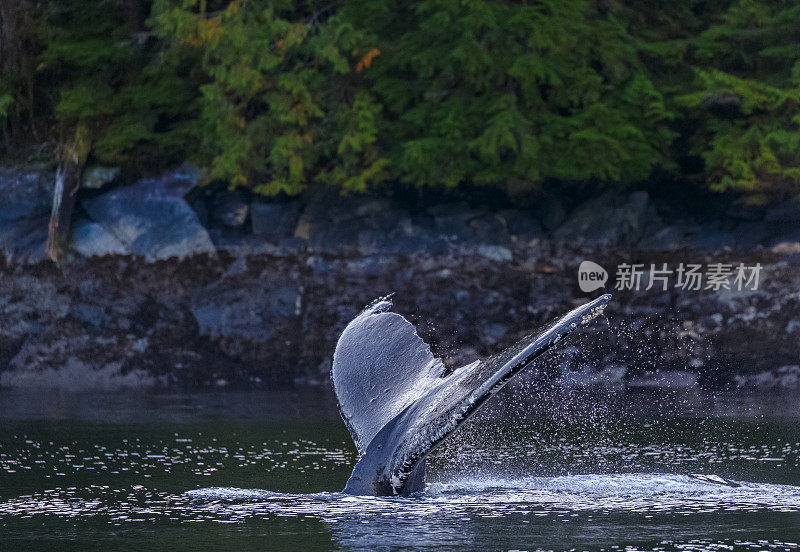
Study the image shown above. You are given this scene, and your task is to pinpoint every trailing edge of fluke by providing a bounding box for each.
[331,293,612,496]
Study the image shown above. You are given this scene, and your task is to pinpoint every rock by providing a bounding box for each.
[769,226,800,246]
[483,323,508,344]
[209,231,299,257]
[0,168,52,262]
[765,204,800,223]
[191,196,209,227]
[702,92,742,111]
[646,226,684,250]
[82,166,119,189]
[771,242,800,255]
[299,194,409,254]
[82,169,215,261]
[429,204,510,245]
[0,276,71,349]
[733,221,769,249]
[627,370,699,389]
[69,302,107,328]
[251,201,302,241]
[765,203,800,245]
[356,229,392,256]
[0,357,161,390]
[726,202,765,221]
[72,220,129,257]
[686,229,736,251]
[222,256,248,278]
[477,244,513,262]
[504,179,541,208]
[501,210,542,238]
[308,220,361,253]
[554,191,659,247]
[735,365,800,388]
[645,224,737,251]
[0,227,797,388]
[560,364,627,388]
[429,202,476,242]
[469,213,509,244]
[355,198,404,229]
[388,225,449,255]
[210,190,249,229]
[537,194,567,231]
[191,283,299,342]
[284,191,418,254]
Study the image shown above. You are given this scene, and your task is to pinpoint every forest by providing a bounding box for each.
[1,0,799,202]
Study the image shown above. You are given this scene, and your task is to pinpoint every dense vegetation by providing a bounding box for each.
[1,0,799,200]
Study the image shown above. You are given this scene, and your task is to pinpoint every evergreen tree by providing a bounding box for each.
[1,0,799,200]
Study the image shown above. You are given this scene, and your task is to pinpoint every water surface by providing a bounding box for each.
[1,388,799,552]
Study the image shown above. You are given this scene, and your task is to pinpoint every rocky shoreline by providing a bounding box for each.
[0,166,798,390]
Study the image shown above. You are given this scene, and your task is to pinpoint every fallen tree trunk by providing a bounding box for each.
[46,125,89,261]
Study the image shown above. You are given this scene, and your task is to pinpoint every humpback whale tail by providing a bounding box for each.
[332,293,611,496]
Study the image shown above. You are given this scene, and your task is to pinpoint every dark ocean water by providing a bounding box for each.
[1,387,799,552]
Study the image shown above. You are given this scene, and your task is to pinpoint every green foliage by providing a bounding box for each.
[348,0,674,188]
[680,1,800,194]
[616,0,800,196]
[2,0,800,198]
[0,93,12,121]
[150,0,385,194]
[37,0,196,166]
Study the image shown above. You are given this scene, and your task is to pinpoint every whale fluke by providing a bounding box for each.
[332,293,611,496]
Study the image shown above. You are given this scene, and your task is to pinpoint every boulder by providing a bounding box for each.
[643,223,738,252]
[72,220,129,257]
[764,203,800,224]
[536,194,567,231]
[0,168,52,263]
[553,190,659,247]
[210,190,249,229]
[646,226,684,250]
[429,202,475,242]
[81,168,215,261]
[685,229,736,251]
[429,203,510,245]
[734,365,800,388]
[386,218,450,255]
[469,213,510,244]
[82,166,119,189]
[251,200,302,241]
[477,244,513,262]
[771,242,800,255]
[768,224,800,246]
[355,198,405,229]
[300,194,407,254]
[725,201,765,221]
[732,221,769,249]
[500,209,543,239]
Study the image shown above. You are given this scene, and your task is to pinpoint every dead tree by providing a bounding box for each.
[46,125,89,261]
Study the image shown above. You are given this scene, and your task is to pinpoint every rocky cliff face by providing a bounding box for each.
[0,249,797,392]
[0,167,798,390]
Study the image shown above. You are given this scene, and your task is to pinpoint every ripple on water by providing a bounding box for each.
[2,407,800,551]
[2,474,800,524]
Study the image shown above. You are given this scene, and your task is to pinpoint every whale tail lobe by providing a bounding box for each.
[332,294,611,496]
